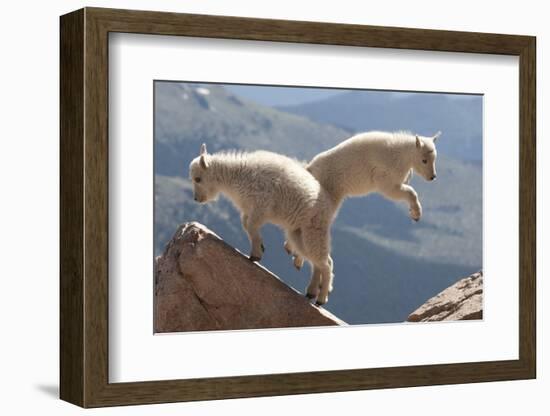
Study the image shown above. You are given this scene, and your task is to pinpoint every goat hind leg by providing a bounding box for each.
[326,255,334,293]
[316,259,333,306]
[306,266,322,300]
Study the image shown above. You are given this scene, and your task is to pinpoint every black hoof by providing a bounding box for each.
[305,293,316,300]
[315,301,325,307]
[249,255,261,262]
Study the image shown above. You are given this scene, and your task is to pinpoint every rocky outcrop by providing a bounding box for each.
[406,271,483,322]
[154,222,345,333]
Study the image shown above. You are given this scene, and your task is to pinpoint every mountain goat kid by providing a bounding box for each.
[189,144,338,305]
[286,130,441,269]
[307,130,442,220]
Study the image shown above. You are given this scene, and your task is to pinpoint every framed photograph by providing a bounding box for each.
[60,7,536,408]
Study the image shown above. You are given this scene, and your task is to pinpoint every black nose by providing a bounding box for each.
[194,196,198,201]
[431,175,437,181]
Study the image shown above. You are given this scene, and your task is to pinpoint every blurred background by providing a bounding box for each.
[154,81,482,325]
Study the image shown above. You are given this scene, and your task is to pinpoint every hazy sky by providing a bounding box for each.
[226,85,343,107]
[226,84,480,108]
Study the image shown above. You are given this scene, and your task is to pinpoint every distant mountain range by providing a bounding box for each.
[279,90,483,162]
[154,82,350,178]
[154,82,482,324]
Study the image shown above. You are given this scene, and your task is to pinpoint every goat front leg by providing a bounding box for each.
[382,183,422,221]
[284,229,304,270]
[284,240,305,270]
[242,213,265,262]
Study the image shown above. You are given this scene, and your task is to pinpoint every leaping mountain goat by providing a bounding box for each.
[307,130,441,219]
[189,144,338,305]
[286,130,441,268]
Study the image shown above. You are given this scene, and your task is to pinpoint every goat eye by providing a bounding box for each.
[422,159,428,164]
[194,177,201,183]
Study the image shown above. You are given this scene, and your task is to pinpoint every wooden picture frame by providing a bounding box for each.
[60,7,536,408]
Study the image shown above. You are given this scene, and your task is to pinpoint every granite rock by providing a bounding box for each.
[154,222,345,333]
[407,271,483,322]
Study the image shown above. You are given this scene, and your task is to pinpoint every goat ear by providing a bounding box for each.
[199,143,209,169]
[415,135,422,149]
[432,131,442,143]
[199,154,209,169]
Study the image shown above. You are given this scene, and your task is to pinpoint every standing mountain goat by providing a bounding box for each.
[285,130,441,269]
[189,144,338,305]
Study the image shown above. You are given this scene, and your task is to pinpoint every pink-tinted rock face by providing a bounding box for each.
[154,222,345,333]
[406,271,483,322]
